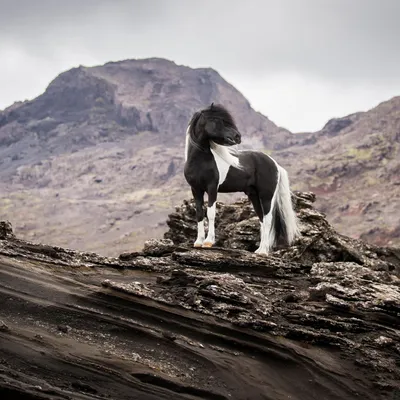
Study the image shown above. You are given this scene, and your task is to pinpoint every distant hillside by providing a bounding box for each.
[277,96,400,246]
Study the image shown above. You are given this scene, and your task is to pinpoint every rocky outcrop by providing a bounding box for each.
[0,192,399,399]
[165,192,399,267]
[0,221,14,240]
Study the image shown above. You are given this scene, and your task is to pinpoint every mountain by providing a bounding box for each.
[0,58,398,255]
[0,58,291,255]
[277,96,400,246]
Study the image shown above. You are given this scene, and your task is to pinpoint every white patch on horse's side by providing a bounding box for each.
[194,220,205,246]
[184,124,191,162]
[210,142,241,186]
[204,202,216,245]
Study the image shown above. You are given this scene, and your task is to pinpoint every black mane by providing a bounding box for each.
[188,103,239,138]
[188,111,202,138]
[202,103,238,129]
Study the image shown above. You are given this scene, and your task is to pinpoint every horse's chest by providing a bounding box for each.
[184,152,232,190]
[184,160,218,189]
[211,152,231,186]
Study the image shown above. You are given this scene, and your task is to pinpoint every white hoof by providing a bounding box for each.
[194,238,205,247]
[203,235,215,247]
[255,247,268,255]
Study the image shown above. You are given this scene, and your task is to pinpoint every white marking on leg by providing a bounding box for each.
[194,220,205,247]
[255,192,278,255]
[207,145,241,247]
[256,221,264,253]
[255,213,273,254]
[203,202,216,246]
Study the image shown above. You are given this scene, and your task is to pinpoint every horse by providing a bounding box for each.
[183,103,299,254]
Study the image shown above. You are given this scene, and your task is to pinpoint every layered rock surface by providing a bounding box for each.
[0,192,399,399]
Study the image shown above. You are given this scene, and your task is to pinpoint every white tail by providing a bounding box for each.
[274,165,300,245]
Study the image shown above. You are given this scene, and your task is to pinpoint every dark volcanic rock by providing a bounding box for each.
[165,191,398,268]
[0,221,14,240]
[0,191,399,399]
[321,115,358,136]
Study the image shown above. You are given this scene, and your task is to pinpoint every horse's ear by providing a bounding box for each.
[210,102,214,109]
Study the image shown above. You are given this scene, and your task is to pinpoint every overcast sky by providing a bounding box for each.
[1,0,399,132]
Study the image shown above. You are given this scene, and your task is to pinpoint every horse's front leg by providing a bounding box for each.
[203,185,218,248]
[192,188,205,248]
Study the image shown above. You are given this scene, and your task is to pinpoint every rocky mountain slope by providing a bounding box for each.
[0,58,398,255]
[277,96,400,247]
[1,192,399,399]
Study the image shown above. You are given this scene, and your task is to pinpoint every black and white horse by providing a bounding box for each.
[184,103,299,254]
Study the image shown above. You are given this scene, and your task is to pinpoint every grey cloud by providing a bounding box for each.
[1,0,399,82]
[0,0,399,131]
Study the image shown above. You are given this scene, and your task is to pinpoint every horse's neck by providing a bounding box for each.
[185,135,212,162]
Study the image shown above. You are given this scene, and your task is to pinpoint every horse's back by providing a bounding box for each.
[218,150,278,193]
[240,150,279,194]
[239,150,278,170]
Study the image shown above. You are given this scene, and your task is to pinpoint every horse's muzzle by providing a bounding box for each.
[234,133,242,144]
[225,132,241,145]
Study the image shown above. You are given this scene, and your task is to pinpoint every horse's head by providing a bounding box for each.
[189,103,241,146]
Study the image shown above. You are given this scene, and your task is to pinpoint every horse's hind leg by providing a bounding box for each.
[192,188,205,247]
[247,189,265,251]
[203,184,218,247]
[255,194,275,255]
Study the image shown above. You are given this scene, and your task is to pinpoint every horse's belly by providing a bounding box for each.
[218,182,238,193]
[218,168,250,192]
